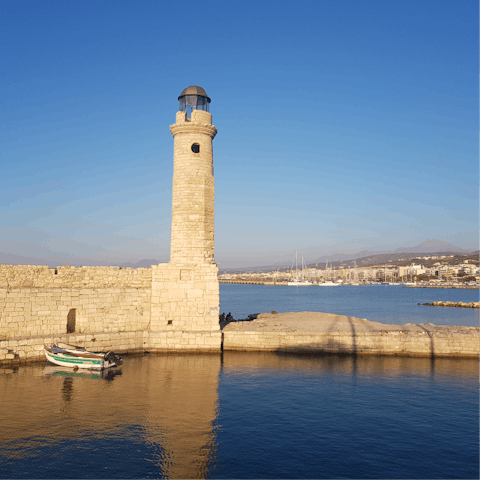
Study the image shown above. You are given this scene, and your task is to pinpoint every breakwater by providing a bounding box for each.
[220,280,287,285]
[419,301,479,308]
[221,281,479,288]
[222,312,479,358]
[406,285,478,289]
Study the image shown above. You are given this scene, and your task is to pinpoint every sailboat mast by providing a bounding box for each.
[296,250,298,279]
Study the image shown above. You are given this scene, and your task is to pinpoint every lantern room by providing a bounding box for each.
[178,85,211,116]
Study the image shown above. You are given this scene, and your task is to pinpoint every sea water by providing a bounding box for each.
[219,283,479,326]
[0,354,477,479]
[0,285,478,479]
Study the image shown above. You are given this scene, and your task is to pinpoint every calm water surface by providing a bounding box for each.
[0,354,478,479]
[0,285,478,479]
[219,283,479,326]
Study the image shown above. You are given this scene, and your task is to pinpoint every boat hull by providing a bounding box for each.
[44,348,115,370]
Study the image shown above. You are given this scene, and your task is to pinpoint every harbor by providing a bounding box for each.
[219,251,479,287]
[0,351,478,479]
[1,2,477,478]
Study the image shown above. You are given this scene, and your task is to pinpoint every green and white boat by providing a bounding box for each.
[44,343,123,370]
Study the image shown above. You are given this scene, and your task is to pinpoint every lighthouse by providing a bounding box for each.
[149,86,221,352]
[169,86,217,265]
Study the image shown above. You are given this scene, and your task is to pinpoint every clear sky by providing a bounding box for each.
[1,0,478,268]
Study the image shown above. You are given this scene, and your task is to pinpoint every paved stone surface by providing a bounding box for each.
[222,312,479,357]
[223,311,477,334]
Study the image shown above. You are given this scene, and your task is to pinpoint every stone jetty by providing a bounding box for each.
[419,301,479,308]
[406,285,478,289]
[222,312,479,358]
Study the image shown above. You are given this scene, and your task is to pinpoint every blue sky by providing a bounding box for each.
[0,0,478,267]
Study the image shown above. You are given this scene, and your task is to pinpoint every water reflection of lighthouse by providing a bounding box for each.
[142,355,221,479]
[0,355,221,480]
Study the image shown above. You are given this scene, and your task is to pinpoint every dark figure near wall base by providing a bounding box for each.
[226,312,233,321]
[219,313,225,323]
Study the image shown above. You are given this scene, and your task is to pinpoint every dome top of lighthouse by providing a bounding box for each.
[178,85,211,102]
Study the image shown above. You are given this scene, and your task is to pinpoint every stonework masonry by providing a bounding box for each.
[169,110,216,265]
[150,108,221,345]
[149,107,221,350]
[222,312,479,358]
[0,262,221,364]
[0,265,152,341]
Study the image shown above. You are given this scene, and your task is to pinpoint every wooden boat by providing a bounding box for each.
[44,343,123,370]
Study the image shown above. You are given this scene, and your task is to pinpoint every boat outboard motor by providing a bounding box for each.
[105,351,123,366]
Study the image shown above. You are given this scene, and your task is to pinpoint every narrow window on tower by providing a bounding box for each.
[191,143,200,153]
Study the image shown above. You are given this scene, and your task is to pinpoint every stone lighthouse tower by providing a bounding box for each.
[170,86,216,265]
[149,86,221,352]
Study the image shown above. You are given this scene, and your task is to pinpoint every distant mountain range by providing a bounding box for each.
[306,250,478,272]
[219,239,475,272]
[310,239,468,264]
[0,252,165,268]
[0,239,475,269]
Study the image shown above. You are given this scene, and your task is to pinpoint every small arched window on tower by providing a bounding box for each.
[191,143,200,153]
[67,309,76,334]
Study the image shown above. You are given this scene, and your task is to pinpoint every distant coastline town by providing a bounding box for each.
[219,252,479,287]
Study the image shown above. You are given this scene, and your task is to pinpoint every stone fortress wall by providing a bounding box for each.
[0,264,153,363]
[0,261,221,364]
[0,265,152,342]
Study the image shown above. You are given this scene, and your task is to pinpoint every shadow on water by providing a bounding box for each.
[221,350,480,380]
[218,350,478,381]
[61,377,73,403]
[261,314,442,380]
[271,314,368,380]
[418,324,436,375]
[43,365,123,382]
[347,316,358,380]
